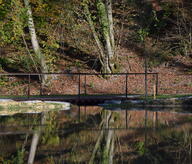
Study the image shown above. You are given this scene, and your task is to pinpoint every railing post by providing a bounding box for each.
[144,73,148,99]
[156,73,158,96]
[153,74,156,99]
[125,74,128,98]
[28,75,31,99]
[84,74,87,95]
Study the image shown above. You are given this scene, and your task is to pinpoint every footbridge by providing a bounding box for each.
[0,72,159,105]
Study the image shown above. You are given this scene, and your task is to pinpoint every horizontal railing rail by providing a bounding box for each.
[0,72,158,76]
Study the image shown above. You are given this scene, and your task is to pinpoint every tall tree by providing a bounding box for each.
[84,0,116,73]
[24,0,48,84]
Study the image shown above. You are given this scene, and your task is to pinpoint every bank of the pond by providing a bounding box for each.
[0,99,70,115]
[101,95,192,111]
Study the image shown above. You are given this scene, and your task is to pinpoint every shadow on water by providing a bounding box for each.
[0,104,192,164]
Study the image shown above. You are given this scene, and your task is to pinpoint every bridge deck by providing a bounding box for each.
[11,94,142,105]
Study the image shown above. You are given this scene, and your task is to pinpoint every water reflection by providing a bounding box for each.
[0,105,192,164]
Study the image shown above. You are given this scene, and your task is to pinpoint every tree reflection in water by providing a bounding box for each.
[89,110,115,164]
[28,112,47,164]
[0,105,192,164]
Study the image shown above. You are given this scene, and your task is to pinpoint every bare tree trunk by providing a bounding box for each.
[84,0,116,73]
[106,0,115,50]
[24,0,48,85]
[84,4,105,67]
[98,0,115,73]
[104,31,114,73]
[105,0,115,71]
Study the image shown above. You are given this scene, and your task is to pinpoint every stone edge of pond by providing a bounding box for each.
[0,99,70,104]
[0,99,71,116]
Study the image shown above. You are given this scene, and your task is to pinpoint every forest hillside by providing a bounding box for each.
[0,0,191,95]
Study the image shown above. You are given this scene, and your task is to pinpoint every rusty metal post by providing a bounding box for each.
[28,75,31,99]
[156,73,158,96]
[153,74,156,100]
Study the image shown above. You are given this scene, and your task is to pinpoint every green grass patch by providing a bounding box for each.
[141,94,192,100]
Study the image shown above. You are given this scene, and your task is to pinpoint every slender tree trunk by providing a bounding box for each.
[84,4,105,67]
[106,0,115,50]
[98,0,115,73]
[104,31,114,73]
[106,0,115,71]
[24,0,48,85]
[84,0,116,73]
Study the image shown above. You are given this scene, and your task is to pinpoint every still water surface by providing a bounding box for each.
[0,105,192,164]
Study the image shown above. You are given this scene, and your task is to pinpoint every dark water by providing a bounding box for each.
[0,105,192,164]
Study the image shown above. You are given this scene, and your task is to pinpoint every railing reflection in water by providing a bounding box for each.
[0,105,191,163]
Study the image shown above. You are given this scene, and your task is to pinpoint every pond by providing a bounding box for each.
[0,104,192,164]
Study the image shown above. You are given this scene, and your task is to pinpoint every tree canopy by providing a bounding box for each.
[0,0,191,73]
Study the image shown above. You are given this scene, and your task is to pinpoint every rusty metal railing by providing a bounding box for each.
[0,72,158,99]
